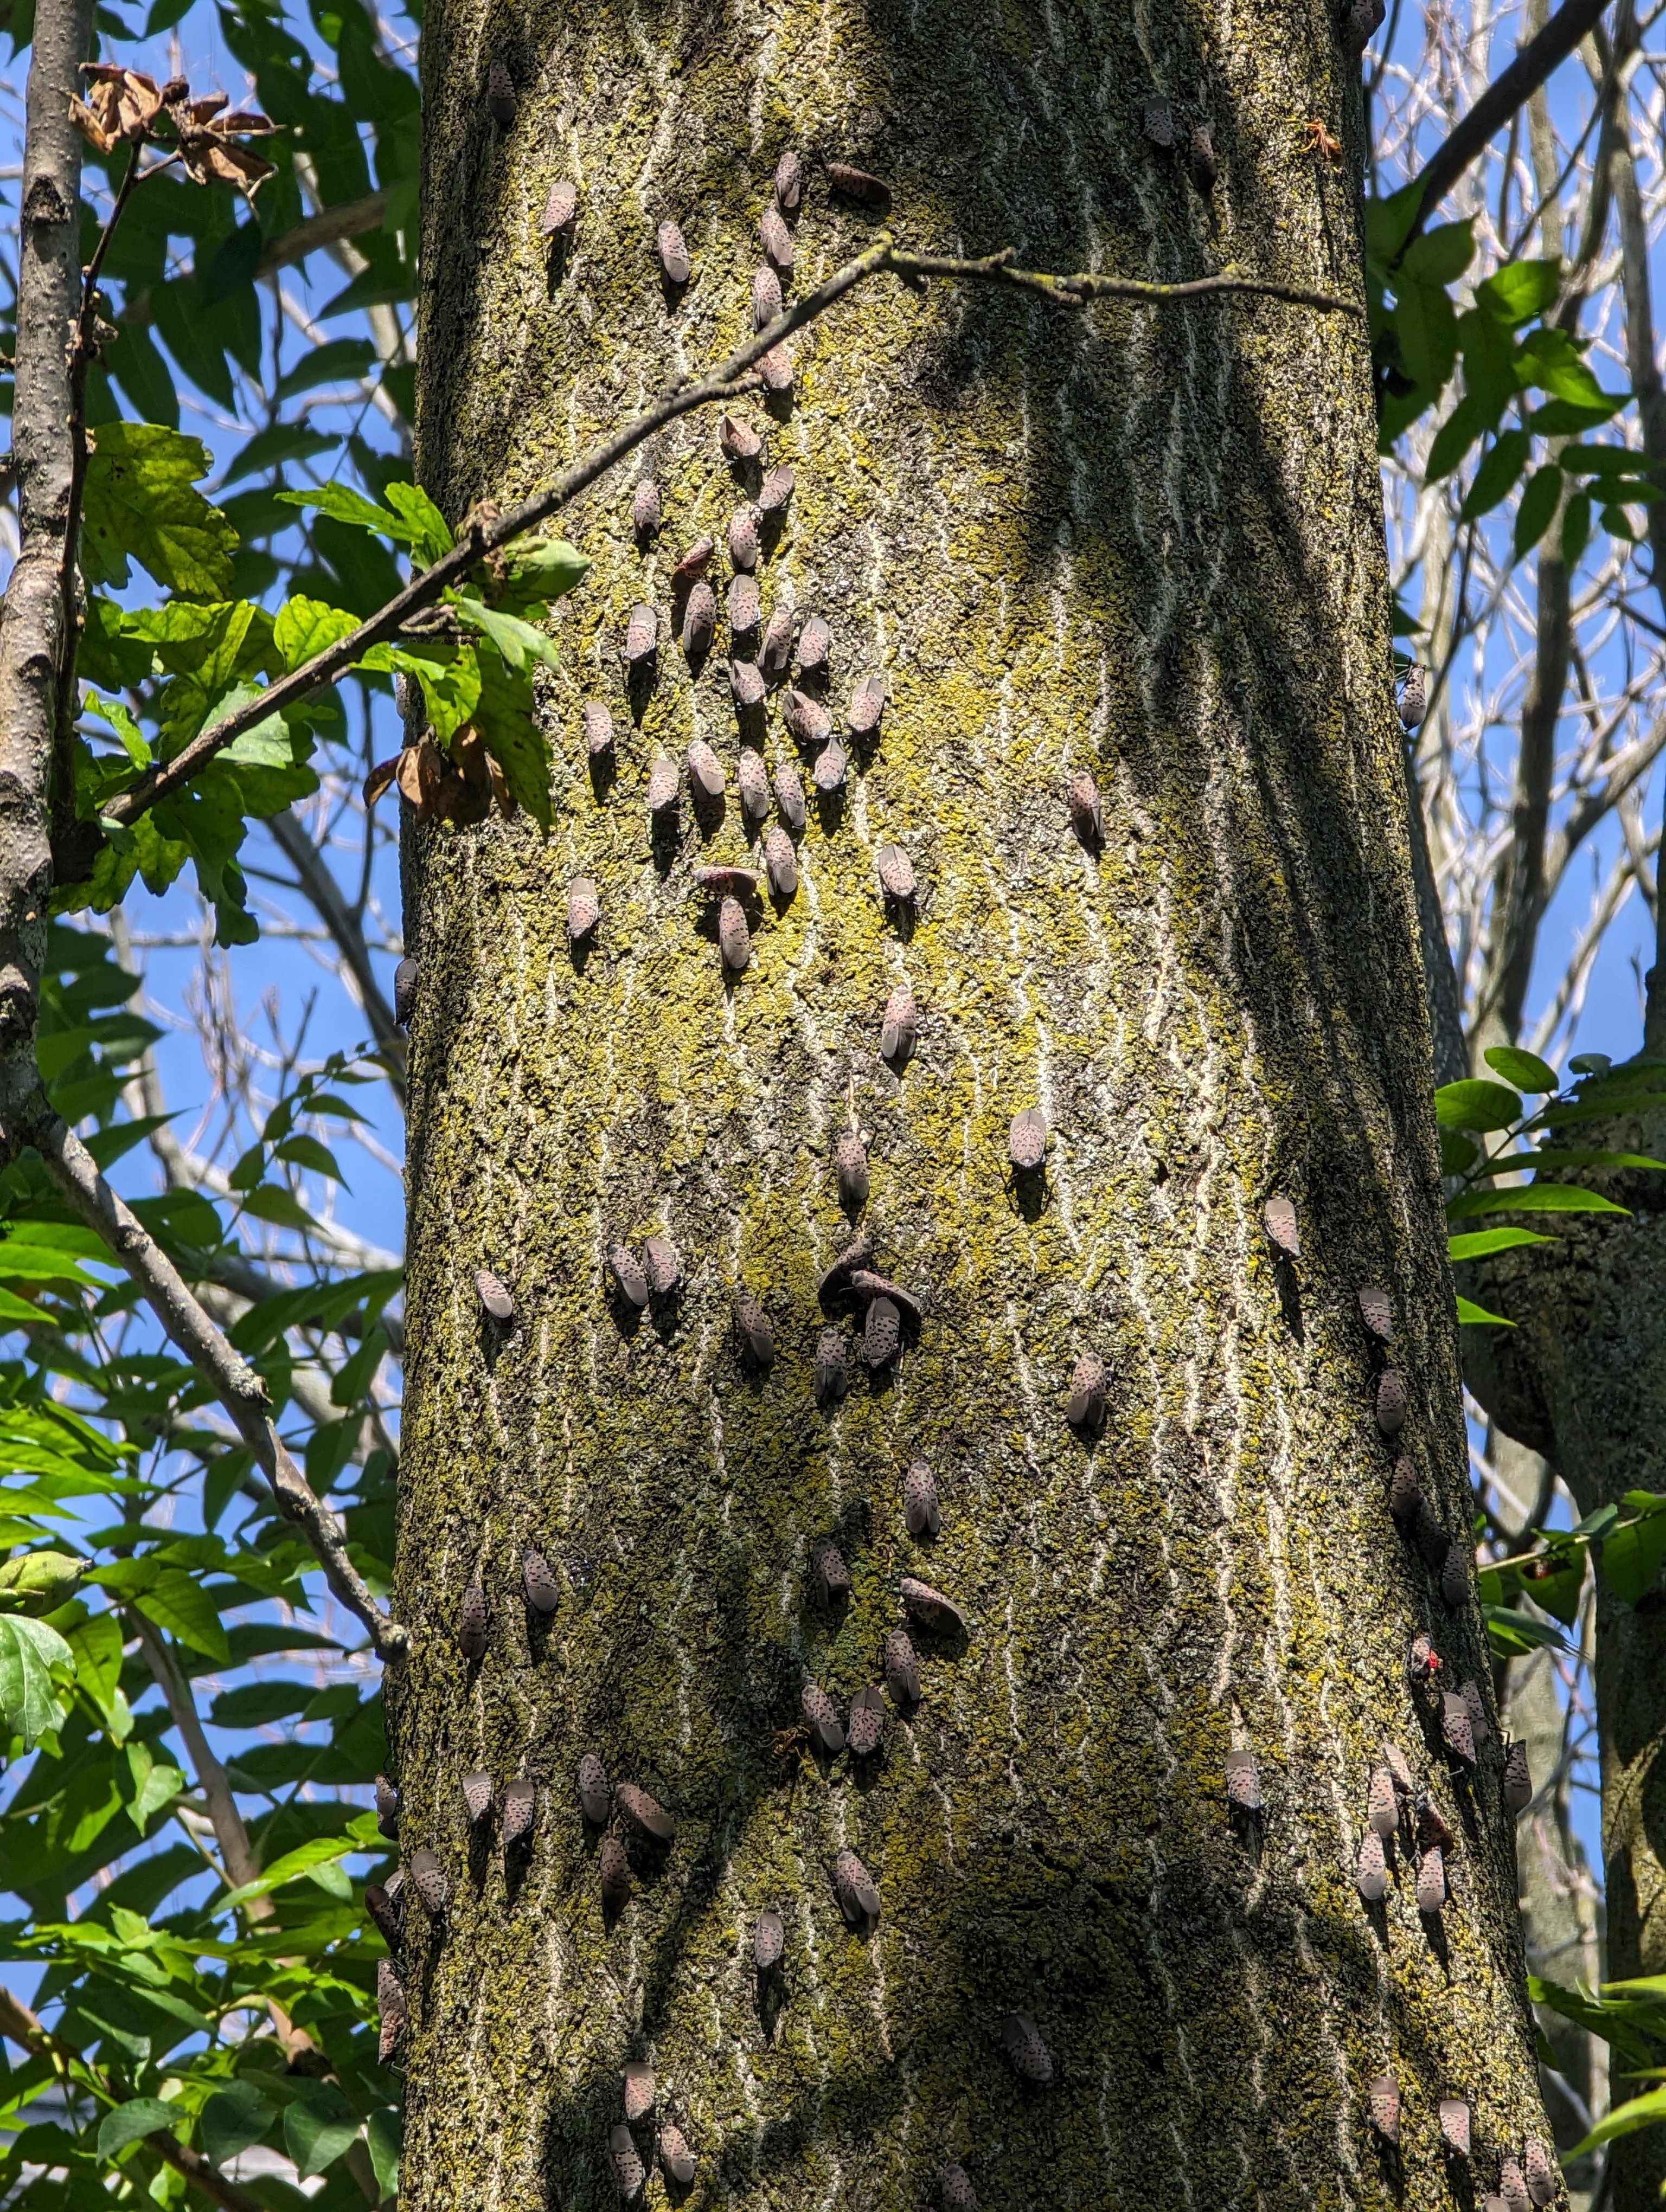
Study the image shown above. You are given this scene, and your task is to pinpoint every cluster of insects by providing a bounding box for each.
[1248,1195,1552,2196]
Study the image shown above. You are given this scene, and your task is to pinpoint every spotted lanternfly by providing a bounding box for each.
[1399,664,1427,730]
[827,160,890,205]
[850,1270,921,1323]
[1524,2139,1555,2205]
[760,606,796,683]
[904,1458,940,1537]
[735,1293,775,1366]
[802,1682,846,1754]
[834,1847,881,1926]
[644,1234,681,1296]
[375,1773,400,1838]
[864,1294,901,1367]
[849,673,887,737]
[1264,1194,1299,1258]
[847,1684,885,1756]
[1375,1368,1407,1436]
[759,343,794,391]
[1416,1791,1454,1853]
[1418,1845,1449,1915]
[784,687,832,747]
[1225,1748,1262,1812]
[1388,1457,1420,1520]
[721,411,762,461]
[1441,1689,1477,1765]
[1498,2158,1530,2212]
[615,1782,675,1841]
[774,149,804,210]
[600,1834,631,1913]
[812,1534,850,1605]
[1367,1766,1398,1839]
[752,265,783,329]
[502,1776,535,1844]
[486,59,517,125]
[883,1626,921,1703]
[881,980,917,1064]
[1186,123,1218,194]
[760,204,794,272]
[759,463,796,516]
[656,220,690,284]
[1342,0,1376,53]
[609,2123,646,2201]
[1440,1548,1467,1609]
[940,2163,978,2211]
[541,178,577,236]
[377,1959,406,2062]
[625,602,658,664]
[1001,2011,1053,2085]
[820,1236,873,1295]
[730,573,762,635]
[631,479,659,539]
[1502,1738,1532,1814]
[365,1882,402,1951]
[687,740,726,799]
[394,957,417,1027]
[576,1753,612,1825]
[1356,1826,1388,1901]
[719,896,752,970]
[729,509,760,571]
[462,1768,492,1823]
[658,2124,696,2186]
[1416,1512,1450,1572]
[1067,1352,1106,1430]
[476,1268,515,1321]
[623,2063,656,2122]
[1009,1108,1047,1171]
[1367,2075,1400,2146]
[1460,1676,1489,1745]
[835,1130,868,1210]
[583,703,616,762]
[1357,1284,1394,1342]
[672,536,714,582]
[1407,1632,1441,1685]
[814,1331,849,1412]
[1067,769,1103,847]
[1438,2098,1471,2163]
[876,843,916,902]
[732,659,767,710]
[458,1584,488,1661]
[681,581,717,657]
[567,877,600,944]
[646,754,679,819]
[813,735,848,792]
[1142,94,1175,145]
[1381,1737,1415,1797]
[513,1547,555,1620]
[733,748,770,822]
[411,1848,447,1915]
[754,1907,785,1969]
[764,826,798,896]
[609,1244,649,1308]
[900,1575,966,1632]
[797,614,831,673]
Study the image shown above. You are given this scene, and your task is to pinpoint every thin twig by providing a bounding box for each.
[92,236,1358,835]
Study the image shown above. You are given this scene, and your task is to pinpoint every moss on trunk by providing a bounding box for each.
[392,0,1557,2201]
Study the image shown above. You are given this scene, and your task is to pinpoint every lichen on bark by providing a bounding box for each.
[390,0,1558,2202]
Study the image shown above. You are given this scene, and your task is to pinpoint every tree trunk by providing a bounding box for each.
[393,2,1557,2204]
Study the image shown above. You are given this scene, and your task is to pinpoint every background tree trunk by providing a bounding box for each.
[392,0,1558,2202]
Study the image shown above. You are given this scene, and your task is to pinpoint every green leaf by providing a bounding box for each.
[200,2086,275,2170]
[386,641,480,742]
[1460,429,1532,521]
[1533,396,1625,436]
[1364,183,1422,269]
[275,337,378,400]
[1562,490,1592,567]
[367,2107,401,2196]
[1424,394,1484,485]
[1599,1515,1666,1605]
[239,1184,320,1232]
[1457,306,1520,426]
[284,2093,360,2179]
[1483,1045,1558,1093]
[1401,220,1476,286]
[1516,325,1613,410]
[1456,1294,1517,1326]
[1568,2084,1666,2159]
[451,593,561,673]
[129,1568,230,1661]
[1482,1603,1566,1656]
[1446,1183,1629,1221]
[1474,257,1562,326]
[221,422,340,489]
[473,649,553,828]
[1435,1077,1523,1130]
[96,2098,180,2159]
[0,1614,72,1745]
[217,1834,356,1911]
[273,595,361,672]
[81,424,238,600]
[1394,280,1459,394]
[1513,466,1562,561]
[276,480,405,538]
[385,481,454,566]
[1447,1226,1556,1260]
[497,534,591,606]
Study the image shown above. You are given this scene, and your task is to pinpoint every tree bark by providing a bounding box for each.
[395,2,1556,2204]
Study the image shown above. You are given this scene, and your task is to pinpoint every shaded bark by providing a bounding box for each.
[392,0,1557,2204]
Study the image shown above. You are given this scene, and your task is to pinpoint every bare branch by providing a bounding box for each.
[256,187,390,279]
